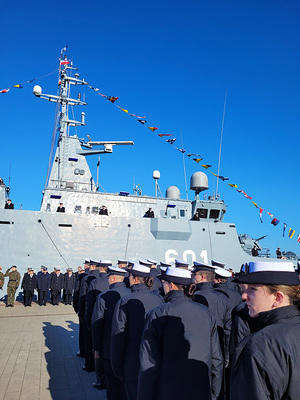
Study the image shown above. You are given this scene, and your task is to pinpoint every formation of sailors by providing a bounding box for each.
[0,265,78,307]
[1,257,299,399]
[72,256,300,400]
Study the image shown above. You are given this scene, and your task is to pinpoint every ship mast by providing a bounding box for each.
[33,50,134,201]
[33,49,87,189]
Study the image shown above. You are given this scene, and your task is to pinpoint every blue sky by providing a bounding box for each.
[1,0,300,257]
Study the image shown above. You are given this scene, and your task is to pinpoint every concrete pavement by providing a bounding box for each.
[0,300,107,400]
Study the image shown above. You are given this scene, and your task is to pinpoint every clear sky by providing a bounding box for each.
[1,0,300,258]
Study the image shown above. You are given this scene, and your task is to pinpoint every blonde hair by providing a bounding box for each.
[266,285,300,306]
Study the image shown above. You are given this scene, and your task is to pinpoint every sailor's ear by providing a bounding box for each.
[272,290,285,307]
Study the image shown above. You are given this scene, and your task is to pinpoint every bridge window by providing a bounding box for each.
[198,208,208,219]
[180,209,185,217]
[209,209,220,219]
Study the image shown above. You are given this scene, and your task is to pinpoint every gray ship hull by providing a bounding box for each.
[1,207,254,274]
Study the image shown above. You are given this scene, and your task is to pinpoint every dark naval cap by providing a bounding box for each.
[211,260,225,268]
[192,261,217,273]
[174,259,189,269]
[108,266,127,276]
[233,261,300,285]
[127,263,151,278]
[158,266,192,285]
[117,259,128,266]
[97,260,112,267]
[159,262,172,272]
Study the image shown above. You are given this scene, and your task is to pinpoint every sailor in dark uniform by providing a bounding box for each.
[111,263,164,400]
[78,259,101,372]
[21,268,37,306]
[91,266,130,397]
[213,267,242,311]
[73,258,90,313]
[138,267,223,400]
[230,261,300,400]
[56,202,65,212]
[37,267,51,306]
[4,199,14,209]
[229,285,258,354]
[63,267,76,305]
[192,262,231,370]
[211,259,240,293]
[140,259,162,294]
[85,260,110,383]
[73,258,90,358]
[50,267,64,305]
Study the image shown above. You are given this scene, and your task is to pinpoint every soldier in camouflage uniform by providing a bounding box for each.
[5,266,21,307]
[0,266,4,290]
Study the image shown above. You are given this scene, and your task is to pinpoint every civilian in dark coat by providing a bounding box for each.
[21,269,37,306]
[50,268,64,305]
[230,261,300,400]
[91,266,130,397]
[37,268,51,305]
[111,263,164,400]
[63,268,76,305]
[138,267,223,400]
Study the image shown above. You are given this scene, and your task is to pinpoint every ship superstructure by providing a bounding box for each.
[0,52,271,274]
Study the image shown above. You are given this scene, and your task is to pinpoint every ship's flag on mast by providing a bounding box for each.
[288,228,295,238]
[297,234,300,243]
[148,127,158,132]
[218,176,229,181]
[259,207,263,223]
[237,190,252,200]
[283,223,287,237]
[107,96,119,103]
[158,134,173,137]
[117,106,128,113]
[271,218,280,226]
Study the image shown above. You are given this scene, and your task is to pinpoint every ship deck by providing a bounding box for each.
[0,300,106,400]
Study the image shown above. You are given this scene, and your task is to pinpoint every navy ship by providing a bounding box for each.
[0,51,277,274]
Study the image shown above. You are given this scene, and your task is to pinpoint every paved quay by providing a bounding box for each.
[0,300,107,400]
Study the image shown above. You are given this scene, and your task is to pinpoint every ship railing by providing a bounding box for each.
[48,180,97,192]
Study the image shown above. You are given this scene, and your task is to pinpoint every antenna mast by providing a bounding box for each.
[216,89,227,195]
[181,131,188,200]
